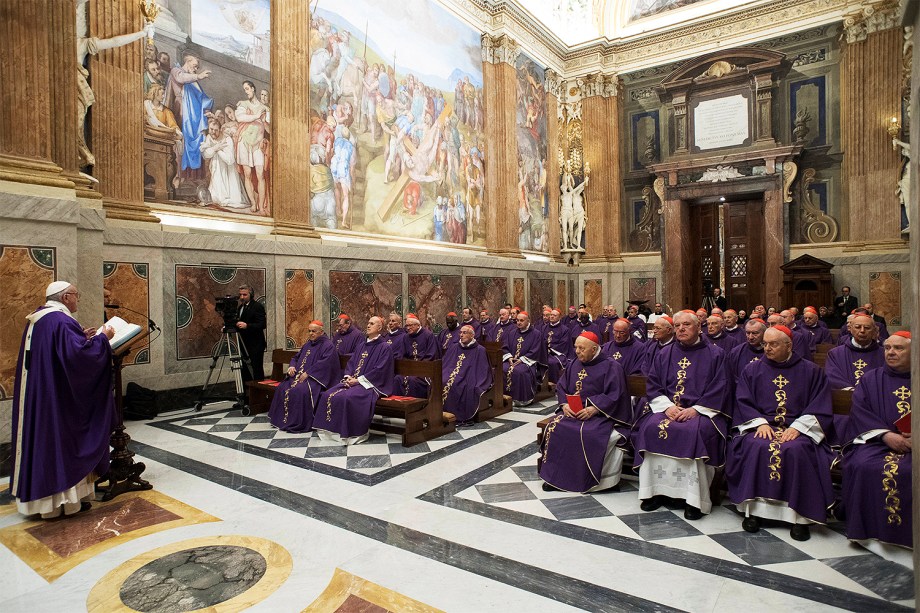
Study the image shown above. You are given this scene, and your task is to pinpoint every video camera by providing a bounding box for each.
[215,295,239,331]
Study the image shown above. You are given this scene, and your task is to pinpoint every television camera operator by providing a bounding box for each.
[231,284,266,382]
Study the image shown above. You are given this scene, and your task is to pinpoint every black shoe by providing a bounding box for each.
[542,482,561,492]
[640,496,663,512]
[742,516,760,533]
[790,524,811,541]
[684,505,703,520]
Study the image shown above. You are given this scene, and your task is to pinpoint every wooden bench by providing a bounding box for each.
[475,341,512,422]
[813,342,835,368]
[374,359,456,447]
[245,348,298,416]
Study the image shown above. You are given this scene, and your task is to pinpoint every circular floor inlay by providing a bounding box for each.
[119,545,266,612]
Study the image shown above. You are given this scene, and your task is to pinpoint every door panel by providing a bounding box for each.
[724,200,764,310]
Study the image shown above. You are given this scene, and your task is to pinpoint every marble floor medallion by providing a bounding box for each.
[87,536,292,613]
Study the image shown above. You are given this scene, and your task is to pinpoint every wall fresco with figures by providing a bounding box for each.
[515,53,550,252]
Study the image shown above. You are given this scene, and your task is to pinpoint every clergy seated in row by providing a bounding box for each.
[602,318,645,375]
[632,311,729,520]
[802,307,833,345]
[838,307,889,346]
[726,326,835,542]
[441,325,493,425]
[384,312,406,357]
[502,311,548,407]
[640,315,675,373]
[705,314,741,352]
[488,308,516,344]
[438,312,461,353]
[478,309,494,342]
[539,332,632,493]
[268,321,342,433]
[12,281,116,519]
[625,305,647,343]
[727,319,767,383]
[545,309,574,385]
[767,313,813,361]
[563,306,579,329]
[782,309,817,358]
[535,307,550,335]
[333,313,364,357]
[315,316,394,445]
[722,309,744,340]
[395,313,440,398]
[596,305,617,343]
[842,331,912,567]
[572,306,601,339]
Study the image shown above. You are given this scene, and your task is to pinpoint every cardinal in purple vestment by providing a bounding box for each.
[438,312,462,353]
[726,327,835,541]
[502,312,548,406]
[706,315,741,352]
[602,319,646,375]
[384,313,407,358]
[539,333,632,493]
[395,314,441,398]
[11,282,116,519]
[727,319,767,383]
[843,332,913,557]
[441,326,493,423]
[544,309,573,384]
[802,308,833,345]
[268,322,342,433]
[640,316,675,374]
[488,309,516,344]
[315,317,395,444]
[333,314,364,357]
[478,311,496,343]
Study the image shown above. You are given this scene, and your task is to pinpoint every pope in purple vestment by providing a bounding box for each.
[502,312,548,406]
[539,334,632,493]
[395,315,440,398]
[268,324,342,433]
[333,315,364,357]
[544,311,573,383]
[315,317,395,444]
[602,319,646,375]
[843,332,913,554]
[11,282,116,518]
[726,327,835,538]
[441,326,493,423]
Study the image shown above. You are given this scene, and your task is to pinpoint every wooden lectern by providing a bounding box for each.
[95,328,154,501]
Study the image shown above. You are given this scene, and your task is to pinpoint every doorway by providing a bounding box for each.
[689,199,766,311]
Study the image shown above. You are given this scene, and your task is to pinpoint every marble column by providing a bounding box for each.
[840,11,902,243]
[0,0,73,190]
[545,70,563,261]
[482,34,523,259]
[88,0,158,222]
[661,193,691,309]
[270,0,320,239]
[579,73,623,263]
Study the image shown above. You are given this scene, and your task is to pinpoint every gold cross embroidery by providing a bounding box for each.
[612,352,622,360]
[677,357,691,369]
[853,359,868,370]
[893,386,911,401]
[575,368,589,394]
[772,375,789,390]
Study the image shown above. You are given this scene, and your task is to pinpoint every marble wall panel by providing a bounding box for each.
[465,276,508,318]
[528,278,553,316]
[869,271,902,326]
[103,262,150,366]
[329,271,402,332]
[556,280,567,310]
[284,270,315,349]
[408,274,462,333]
[0,246,55,400]
[584,279,603,316]
[628,277,657,308]
[175,266,266,361]
[568,280,576,308]
[513,278,525,309]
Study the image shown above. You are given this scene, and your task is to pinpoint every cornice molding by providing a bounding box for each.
[481,33,520,65]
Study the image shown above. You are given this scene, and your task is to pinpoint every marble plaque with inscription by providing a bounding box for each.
[694,95,749,150]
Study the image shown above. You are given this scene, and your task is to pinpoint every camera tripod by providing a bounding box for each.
[194,328,253,414]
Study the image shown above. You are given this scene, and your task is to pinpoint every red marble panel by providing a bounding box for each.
[336,594,389,613]
[628,277,657,307]
[529,278,553,316]
[285,270,315,349]
[103,262,150,366]
[0,246,55,400]
[556,280,567,311]
[175,266,266,360]
[584,279,603,317]
[512,278,525,310]
[329,271,402,332]
[465,276,508,319]
[869,272,902,326]
[25,497,180,558]
[408,274,461,333]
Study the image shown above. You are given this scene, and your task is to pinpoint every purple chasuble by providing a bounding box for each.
[334,326,363,357]
[632,340,729,467]
[789,325,815,361]
[539,352,631,492]
[596,316,616,343]
[708,332,740,353]
[502,326,548,404]
[601,337,645,375]
[11,307,114,503]
[545,322,573,383]
[727,342,765,383]
[315,336,395,439]
[627,316,648,343]
[396,328,440,398]
[640,338,674,375]
[488,320,515,344]
[461,319,481,335]
[804,323,833,345]
[723,326,744,340]
[563,315,579,330]
[726,355,835,522]
[441,340,493,422]
[825,340,885,445]
[842,366,912,547]
[438,326,461,353]
[574,320,601,341]
[268,335,341,433]
[478,319,496,342]
[384,328,407,359]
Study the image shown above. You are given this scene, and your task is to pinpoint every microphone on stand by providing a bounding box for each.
[105,304,161,332]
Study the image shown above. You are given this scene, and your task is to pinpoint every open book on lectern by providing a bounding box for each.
[96,316,143,351]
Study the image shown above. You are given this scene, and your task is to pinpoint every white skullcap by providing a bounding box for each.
[46,280,72,297]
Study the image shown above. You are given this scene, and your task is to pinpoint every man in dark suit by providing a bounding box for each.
[834,286,858,316]
[235,284,266,382]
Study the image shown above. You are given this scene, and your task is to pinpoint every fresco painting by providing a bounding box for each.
[630,0,708,21]
[515,53,549,252]
[310,0,486,244]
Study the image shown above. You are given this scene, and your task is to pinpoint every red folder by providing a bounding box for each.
[566,395,584,413]
[895,412,911,435]
[258,379,281,387]
[386,395,419,401]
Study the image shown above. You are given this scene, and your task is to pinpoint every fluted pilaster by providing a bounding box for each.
[271,0,320,238]
[545,69,562,261]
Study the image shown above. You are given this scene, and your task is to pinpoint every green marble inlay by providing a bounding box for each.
[31,248,54,269]
[133,263,148,279]
[209,267,237,284]
[176,296,192,329]
[103,262,117,277]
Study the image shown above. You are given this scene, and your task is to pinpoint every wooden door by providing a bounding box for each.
[689,203,719,309]
[723,200,765,310]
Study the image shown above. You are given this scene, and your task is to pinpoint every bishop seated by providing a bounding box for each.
[441,325,493,425]
[501,311,548,407]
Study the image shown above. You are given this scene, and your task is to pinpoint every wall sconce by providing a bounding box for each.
[887,116,901,138]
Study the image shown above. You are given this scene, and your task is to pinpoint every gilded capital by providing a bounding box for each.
[841,0,899,44]
[481,33,520,66]
[545,69,565,99]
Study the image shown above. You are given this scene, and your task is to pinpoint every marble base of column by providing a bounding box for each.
[272,220,322,239]
[487,247,525,259]
[580,255,624,264]
[0,154,74,190]
[65,171,103,201]
[103,197,159,223]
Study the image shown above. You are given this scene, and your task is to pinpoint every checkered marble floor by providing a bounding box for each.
[510,396,559,415]
[150,408,519,484]
[451,451,915,607]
